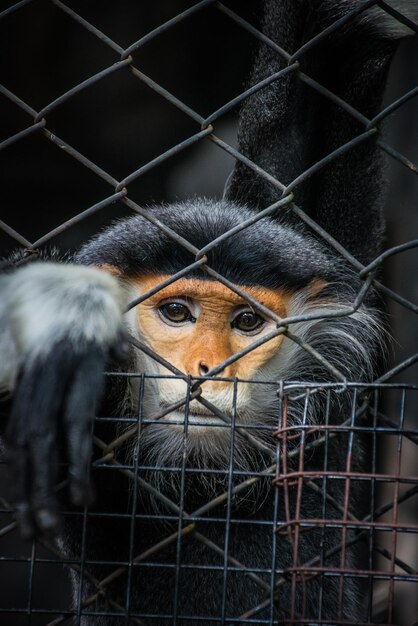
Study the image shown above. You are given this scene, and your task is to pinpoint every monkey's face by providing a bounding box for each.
[122,274,296,481]
[131,275,290,429]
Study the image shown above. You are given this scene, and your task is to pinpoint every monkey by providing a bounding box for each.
[1,1,417,624]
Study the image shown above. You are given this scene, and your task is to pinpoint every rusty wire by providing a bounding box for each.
[0,1,417,625]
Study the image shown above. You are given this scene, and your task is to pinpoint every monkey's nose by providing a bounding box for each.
[199,361,209,376]
[198,361,226,377]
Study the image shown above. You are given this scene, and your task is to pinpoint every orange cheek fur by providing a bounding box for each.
[129,274,290,380]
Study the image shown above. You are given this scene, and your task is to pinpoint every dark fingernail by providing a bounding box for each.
[70,480,94,507]
[34,508,60,533]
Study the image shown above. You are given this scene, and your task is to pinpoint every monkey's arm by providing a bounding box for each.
[0,262,127,537]
[226,0,417,264]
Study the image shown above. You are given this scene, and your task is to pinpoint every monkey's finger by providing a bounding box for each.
[8,443,36,540]
[108,328,131,362]
[8,348,73,536]
[15,501,36,540]
[63,344,106,507]
[28,431,60,534]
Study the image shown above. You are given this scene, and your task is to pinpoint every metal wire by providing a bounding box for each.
[0,1,417,625]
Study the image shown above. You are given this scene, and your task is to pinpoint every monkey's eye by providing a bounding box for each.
[231,310,265,333]
[158,302,196,324]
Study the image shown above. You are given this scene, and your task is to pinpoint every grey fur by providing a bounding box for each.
[0,263,126,391]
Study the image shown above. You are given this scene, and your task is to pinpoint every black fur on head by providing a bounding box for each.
[76,199,339,290]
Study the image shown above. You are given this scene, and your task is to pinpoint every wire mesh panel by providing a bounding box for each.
[0,1,417,625]
[1,382,417,624]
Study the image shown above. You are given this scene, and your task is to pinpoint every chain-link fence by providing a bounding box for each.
[0,1,417,625]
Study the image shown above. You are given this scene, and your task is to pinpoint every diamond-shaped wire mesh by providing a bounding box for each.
[0,1,417,625]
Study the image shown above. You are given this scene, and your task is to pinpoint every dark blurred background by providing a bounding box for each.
[0,1,417,624]
[0,0,259,253]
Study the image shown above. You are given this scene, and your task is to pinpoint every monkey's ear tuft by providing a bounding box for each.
[94,263,124,279]
[307,278,328,298]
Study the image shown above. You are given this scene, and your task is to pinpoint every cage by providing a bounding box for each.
[0,1,417,625]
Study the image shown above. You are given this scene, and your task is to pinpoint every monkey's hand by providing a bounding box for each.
[0,262,127,538]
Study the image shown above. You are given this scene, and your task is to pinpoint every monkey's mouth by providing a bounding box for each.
[157,405,227,428]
